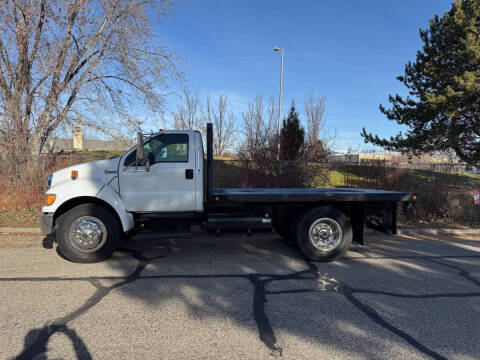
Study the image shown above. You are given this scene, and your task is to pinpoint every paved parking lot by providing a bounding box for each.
[0,231,479,359]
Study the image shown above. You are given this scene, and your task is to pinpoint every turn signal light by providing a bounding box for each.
[45,194,56,206]
[71,170,78,180]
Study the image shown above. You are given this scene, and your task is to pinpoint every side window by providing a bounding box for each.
[124,134,189,166]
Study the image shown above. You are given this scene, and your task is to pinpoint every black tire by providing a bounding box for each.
[295,207,352,262]
[272,216,295,243]
[56,203,120,263]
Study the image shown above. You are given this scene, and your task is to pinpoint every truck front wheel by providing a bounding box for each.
[296,207,352,262]
[56,203,120,263]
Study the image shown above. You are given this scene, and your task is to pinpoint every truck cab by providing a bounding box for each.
[41,130,204,262]
[119,130,204,213]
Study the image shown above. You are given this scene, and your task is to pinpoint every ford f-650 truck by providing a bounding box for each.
[40,123,413,263]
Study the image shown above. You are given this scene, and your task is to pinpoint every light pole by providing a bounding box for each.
[274,46,284,158]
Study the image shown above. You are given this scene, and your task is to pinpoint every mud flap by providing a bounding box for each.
[351,204,365,245]
[365,202,397,235]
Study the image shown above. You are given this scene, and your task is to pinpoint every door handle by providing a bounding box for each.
[185,169,194,179]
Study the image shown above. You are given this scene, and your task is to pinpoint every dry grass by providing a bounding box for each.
[0,151,124,213]
[0,209,40,228]
[0,155,79,211]
[0,152,120,227]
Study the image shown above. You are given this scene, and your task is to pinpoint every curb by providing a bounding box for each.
[399,228,480,235]
[365,228,480,236]
[0,228,42,234]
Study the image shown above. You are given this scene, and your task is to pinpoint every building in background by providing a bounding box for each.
[328,152,393,163]
[42,125,134,153]
[73,124,83,150]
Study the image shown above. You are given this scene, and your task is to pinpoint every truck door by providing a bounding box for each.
[119,132,197,212]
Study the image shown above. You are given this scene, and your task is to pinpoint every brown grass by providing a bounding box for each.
[0,151,124,213]
[0,155,79,211]
[0,209,40,228]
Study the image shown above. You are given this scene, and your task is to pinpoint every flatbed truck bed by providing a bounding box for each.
[212,188,411,204]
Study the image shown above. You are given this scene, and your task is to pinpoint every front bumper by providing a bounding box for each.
[40,213,55,234]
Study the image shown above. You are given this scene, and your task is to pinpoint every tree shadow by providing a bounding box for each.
[14,325,92,360]
[10,232,480,359]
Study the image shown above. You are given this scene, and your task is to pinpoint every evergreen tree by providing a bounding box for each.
[362,0,480,165]
[281,102,305,160]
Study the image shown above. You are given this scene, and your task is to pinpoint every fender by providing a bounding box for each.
[96,183,134,232]
[42,178,134,232]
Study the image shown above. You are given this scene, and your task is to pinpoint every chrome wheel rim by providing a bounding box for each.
[308,218,342,251]
[69,216,107,253]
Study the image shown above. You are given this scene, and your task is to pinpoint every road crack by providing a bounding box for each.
[12,250,164,360]
[5,250,478,359]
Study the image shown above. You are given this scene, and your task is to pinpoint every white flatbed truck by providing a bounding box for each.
[40,124,414,263]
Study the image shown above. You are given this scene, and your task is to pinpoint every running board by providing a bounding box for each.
[207,216,272,231]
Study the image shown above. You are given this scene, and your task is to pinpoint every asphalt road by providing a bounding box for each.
[0,231,479,360]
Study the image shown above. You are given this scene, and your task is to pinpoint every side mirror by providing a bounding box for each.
[136,132,144,168]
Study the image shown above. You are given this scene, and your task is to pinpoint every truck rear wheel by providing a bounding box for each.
[295,207,352,262]
[56,203,120,263]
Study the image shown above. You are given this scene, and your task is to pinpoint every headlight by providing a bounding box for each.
[46,174,53,191]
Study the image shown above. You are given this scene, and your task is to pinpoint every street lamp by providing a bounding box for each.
[274,46,284,158]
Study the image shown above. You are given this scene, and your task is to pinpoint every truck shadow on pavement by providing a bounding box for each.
[9,232,480,359]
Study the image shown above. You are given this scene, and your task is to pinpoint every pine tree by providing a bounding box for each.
[281,102,305,160]
[362,0,480,165]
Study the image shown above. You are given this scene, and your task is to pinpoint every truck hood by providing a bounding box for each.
[49,157,121,190]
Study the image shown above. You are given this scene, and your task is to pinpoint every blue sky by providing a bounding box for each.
[154,0,453,150]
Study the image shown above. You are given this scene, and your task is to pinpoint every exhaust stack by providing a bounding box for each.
[206,123,214,200]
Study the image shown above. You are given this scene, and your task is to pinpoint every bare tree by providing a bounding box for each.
[172,88,202,131]
[267,96,277,136]
[235,94,329,187]
[0,0,179,164]
[304,92,327,144]
[304,92,335,161]
[240,95,275,152]
[208,95,235,156]
[172,90,236,155]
